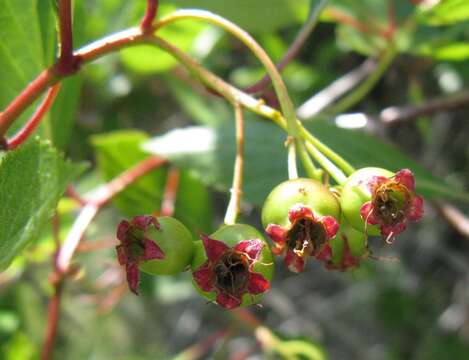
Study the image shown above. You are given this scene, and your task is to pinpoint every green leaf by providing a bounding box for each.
[50,75,83,149]
[0,0,54,135]
[171,0,309,33]
[418,42,469,61]
[120,4,206,74]
[143,119,468,206]
[174,170,213,234]
[0,138,84,271]
[419,0,469,26]
[91,130,168,217]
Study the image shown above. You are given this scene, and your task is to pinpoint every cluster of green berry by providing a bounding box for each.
[115,167,423,310]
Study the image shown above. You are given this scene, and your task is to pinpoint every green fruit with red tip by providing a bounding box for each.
[191,224,274,309]
[340,167,394,236]
[327,219,369,271]
[261,178,341,229]
[139,216,194,275]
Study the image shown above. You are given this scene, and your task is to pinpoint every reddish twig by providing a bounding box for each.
[7,84,61,150]
[385,0,397,39]
[434,202,469,239]
[56,156,166,273]
[66,185,87,206]
[41,156,166,359]
[140,0,159,33]
[244,0,327,94]
[379,90,469,124]
[0,28,145,138]
[160,167,180,216]
[57,0,78,75]
[174,328,231,360]
[41,276,63,360]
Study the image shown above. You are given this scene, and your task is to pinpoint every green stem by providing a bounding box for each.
[298,124,355,175]
[305,142,347,184]
[287,139,298,179]
[324,43,397,116]
[296,140,323,181]
[224,102,244,225]
[154,10,298,136]
[149,36,356,179]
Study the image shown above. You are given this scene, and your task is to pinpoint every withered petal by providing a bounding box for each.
[288,204,315,223]
[395,169,415,191]
[319,216,339,238]
[216,292,242,310]
[407,195,424,221]
[247,272,270,295]
[234,239,264,262]
[142,239,165,260]
[200,234,229,262]
[285,250,305,273]
[126,262,140,295]
[193,262,214,292]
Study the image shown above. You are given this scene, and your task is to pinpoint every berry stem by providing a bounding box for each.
[304,142,347,184]
[148,35,356,178]
[153,10,302,176]
[225,102,245,225]
[287,138,299,180]
[296,140,323,181]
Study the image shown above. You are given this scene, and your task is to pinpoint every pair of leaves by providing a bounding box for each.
[0,139,84,271]
[143,117,469,207]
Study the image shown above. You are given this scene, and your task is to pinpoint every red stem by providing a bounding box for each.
[140,0,159,33]
[0,28,145,139]
[160,167,180,216]
[7,84,61,150]
[41,278,63,360]
[57,0,77,75]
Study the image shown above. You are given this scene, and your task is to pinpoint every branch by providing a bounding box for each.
[140,0,159,33]
[57,0,78,75]
[224,102,245,225]
[160,167,180,216]
[56,156,166,273]
[379,90,469,124]
[7,84,61,149]
[434,202,469,239]
[244,0,328,94]
[297,58,376,119]
[0,27,145,138]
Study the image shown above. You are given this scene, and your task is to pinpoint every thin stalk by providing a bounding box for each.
[296,140,322,181]
[149,36,355,177]
[153,10,299,137]
[224,102,245,225]
[287,138,298,179]
[324,43,396,115]
[305,142,347,184]
[299,125,355,175]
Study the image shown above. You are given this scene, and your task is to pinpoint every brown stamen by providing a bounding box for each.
[214,251,249,294]
[287,218,326,256]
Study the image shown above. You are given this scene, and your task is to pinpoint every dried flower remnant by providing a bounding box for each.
[266,204,339,273]
[116,215,164,294]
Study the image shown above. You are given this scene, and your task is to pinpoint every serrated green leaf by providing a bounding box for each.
[143,119,468,206]
[0,138,84,271]
[91,130,168,217]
